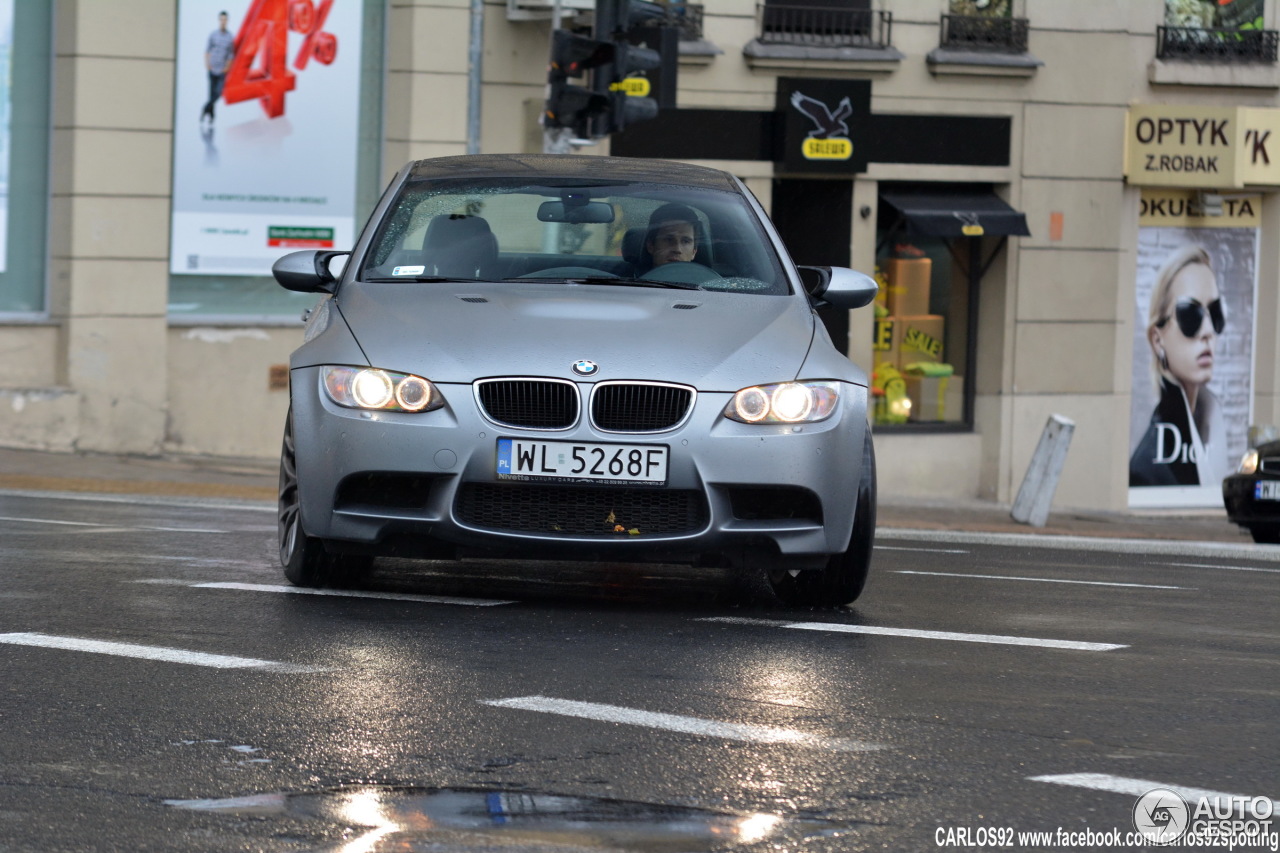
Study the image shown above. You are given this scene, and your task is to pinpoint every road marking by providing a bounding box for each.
[482,696,884,752]
[1030,774,1278,814]
[0,515,226,534]
[1162,562,1280,574]
[190,582,515,607]
[895,570,1191,590]
[876,545,969,554]
[877,528,1280,564]
[699,617,1127,651]
[0,488,274,512]
[0,632,325,673]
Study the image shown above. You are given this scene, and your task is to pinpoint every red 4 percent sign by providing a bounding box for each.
[222,0,339,119]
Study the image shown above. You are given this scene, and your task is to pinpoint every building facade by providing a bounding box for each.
[2,0,1277,513]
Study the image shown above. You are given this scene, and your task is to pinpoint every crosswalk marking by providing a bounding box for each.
[699,617,1126,651]
[483,696,884,752]
[0,632,325,673]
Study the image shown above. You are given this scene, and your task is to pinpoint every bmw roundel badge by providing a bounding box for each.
[572,360,599,377]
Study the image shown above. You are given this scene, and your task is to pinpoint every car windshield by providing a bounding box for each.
[359,177,790,295]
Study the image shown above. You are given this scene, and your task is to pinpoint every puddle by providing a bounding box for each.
[165,786,851,851]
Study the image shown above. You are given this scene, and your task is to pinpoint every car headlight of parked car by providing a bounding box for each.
[1238,449,1259,475]
[723,381,840,424]
[321,366,442,413]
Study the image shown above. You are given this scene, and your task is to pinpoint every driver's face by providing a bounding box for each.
[647,221,696,267]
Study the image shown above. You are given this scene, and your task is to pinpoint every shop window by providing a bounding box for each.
[1157,0,1277,62]
[0,2,53,316]
[872,185,1028,430]
[167,0,385,321]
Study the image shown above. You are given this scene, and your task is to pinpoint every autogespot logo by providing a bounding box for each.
[1134,788,1190,845]
[572,360,599,377]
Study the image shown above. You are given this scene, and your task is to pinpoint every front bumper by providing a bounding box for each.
[1223,473,1280,527]
[289,367,869,565]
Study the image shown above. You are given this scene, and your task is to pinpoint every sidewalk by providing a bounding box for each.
[0,446,1253,544]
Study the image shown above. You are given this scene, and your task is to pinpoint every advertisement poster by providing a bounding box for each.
[171,0,363,276]
[0,0,13,273]
[1128,190,1257,508]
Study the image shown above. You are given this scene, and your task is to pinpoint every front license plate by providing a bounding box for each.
[496,438,668,485]
[1256,480,1280,501]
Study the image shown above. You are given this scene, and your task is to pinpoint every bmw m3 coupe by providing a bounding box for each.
[273,154,879,606]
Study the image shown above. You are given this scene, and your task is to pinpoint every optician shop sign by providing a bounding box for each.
[1125,104,1280,188]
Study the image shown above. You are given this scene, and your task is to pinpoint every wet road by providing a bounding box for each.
[1,491,1278,852]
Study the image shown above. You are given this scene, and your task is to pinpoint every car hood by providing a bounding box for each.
[334,281,816,390]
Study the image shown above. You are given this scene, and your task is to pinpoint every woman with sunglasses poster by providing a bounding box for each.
[1129,244,1230,488]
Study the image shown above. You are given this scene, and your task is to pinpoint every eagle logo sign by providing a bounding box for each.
[789,91,854,160]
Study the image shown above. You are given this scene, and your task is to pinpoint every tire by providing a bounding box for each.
[766,428,876,608]
[278,409,372,587]
[1250,525,1280,544]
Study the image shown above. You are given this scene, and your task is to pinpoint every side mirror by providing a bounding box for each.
[273,250,350,293]
[799,265,878,310]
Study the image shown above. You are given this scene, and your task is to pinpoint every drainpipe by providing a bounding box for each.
[467,0,484,154]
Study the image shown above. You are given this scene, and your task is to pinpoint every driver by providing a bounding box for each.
[645,204,700,268]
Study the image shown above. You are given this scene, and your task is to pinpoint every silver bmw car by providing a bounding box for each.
[273,154,878,607]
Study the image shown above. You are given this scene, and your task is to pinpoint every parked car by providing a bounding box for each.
[1223,439,1280,543]
[272,154,879,606]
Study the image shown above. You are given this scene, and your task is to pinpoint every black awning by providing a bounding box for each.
[879,190,1031,238]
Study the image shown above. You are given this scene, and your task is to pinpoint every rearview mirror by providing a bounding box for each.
[273,250,350,293]
[537,201,615,224]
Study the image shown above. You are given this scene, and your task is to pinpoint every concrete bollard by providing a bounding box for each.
[1011,414,1075,528]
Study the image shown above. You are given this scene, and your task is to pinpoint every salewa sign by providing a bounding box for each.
[1125,105,1280,188]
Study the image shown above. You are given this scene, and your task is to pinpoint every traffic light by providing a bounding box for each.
[594,0,668,134]
[541,0,677,140]
[543,30,614,135]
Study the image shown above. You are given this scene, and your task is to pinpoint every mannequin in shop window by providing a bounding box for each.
[1129,244,1229,487]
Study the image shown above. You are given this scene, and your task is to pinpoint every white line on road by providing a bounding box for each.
[895,570,1192,590]
[1162,562,1280,574]
[877,527,1280,563]
[190,581,515,607]
[0,632,325,673]
[482,696,884,752]
[0,488,273,512]
[699,617,1127,651]
[875,545,969,554]
[1029,774,1277,814]
[0,515,226,534]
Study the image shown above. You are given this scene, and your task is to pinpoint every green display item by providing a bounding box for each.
[903,361,954,378]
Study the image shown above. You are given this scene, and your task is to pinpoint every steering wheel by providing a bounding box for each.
[640,262,722,287]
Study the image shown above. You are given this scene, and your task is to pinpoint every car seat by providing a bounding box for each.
[421,214,499,279]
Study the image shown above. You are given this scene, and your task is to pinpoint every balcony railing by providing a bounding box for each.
[662,3,704,41]
[756,3,893,49]
[1156,25,1279,63]
[940,14,1029,53]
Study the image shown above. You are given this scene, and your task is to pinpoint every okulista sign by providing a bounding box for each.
[1125,105,1280,188]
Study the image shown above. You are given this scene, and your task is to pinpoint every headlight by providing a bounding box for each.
[1238,449,1259,475]
[724,381,839,424]
[322,366,442,413]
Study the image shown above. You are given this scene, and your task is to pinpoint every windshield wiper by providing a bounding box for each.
[363,275,474,283]
[567,276,701,290]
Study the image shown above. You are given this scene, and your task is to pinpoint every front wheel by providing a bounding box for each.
[766,428,876,608]
[278,409,371,587]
